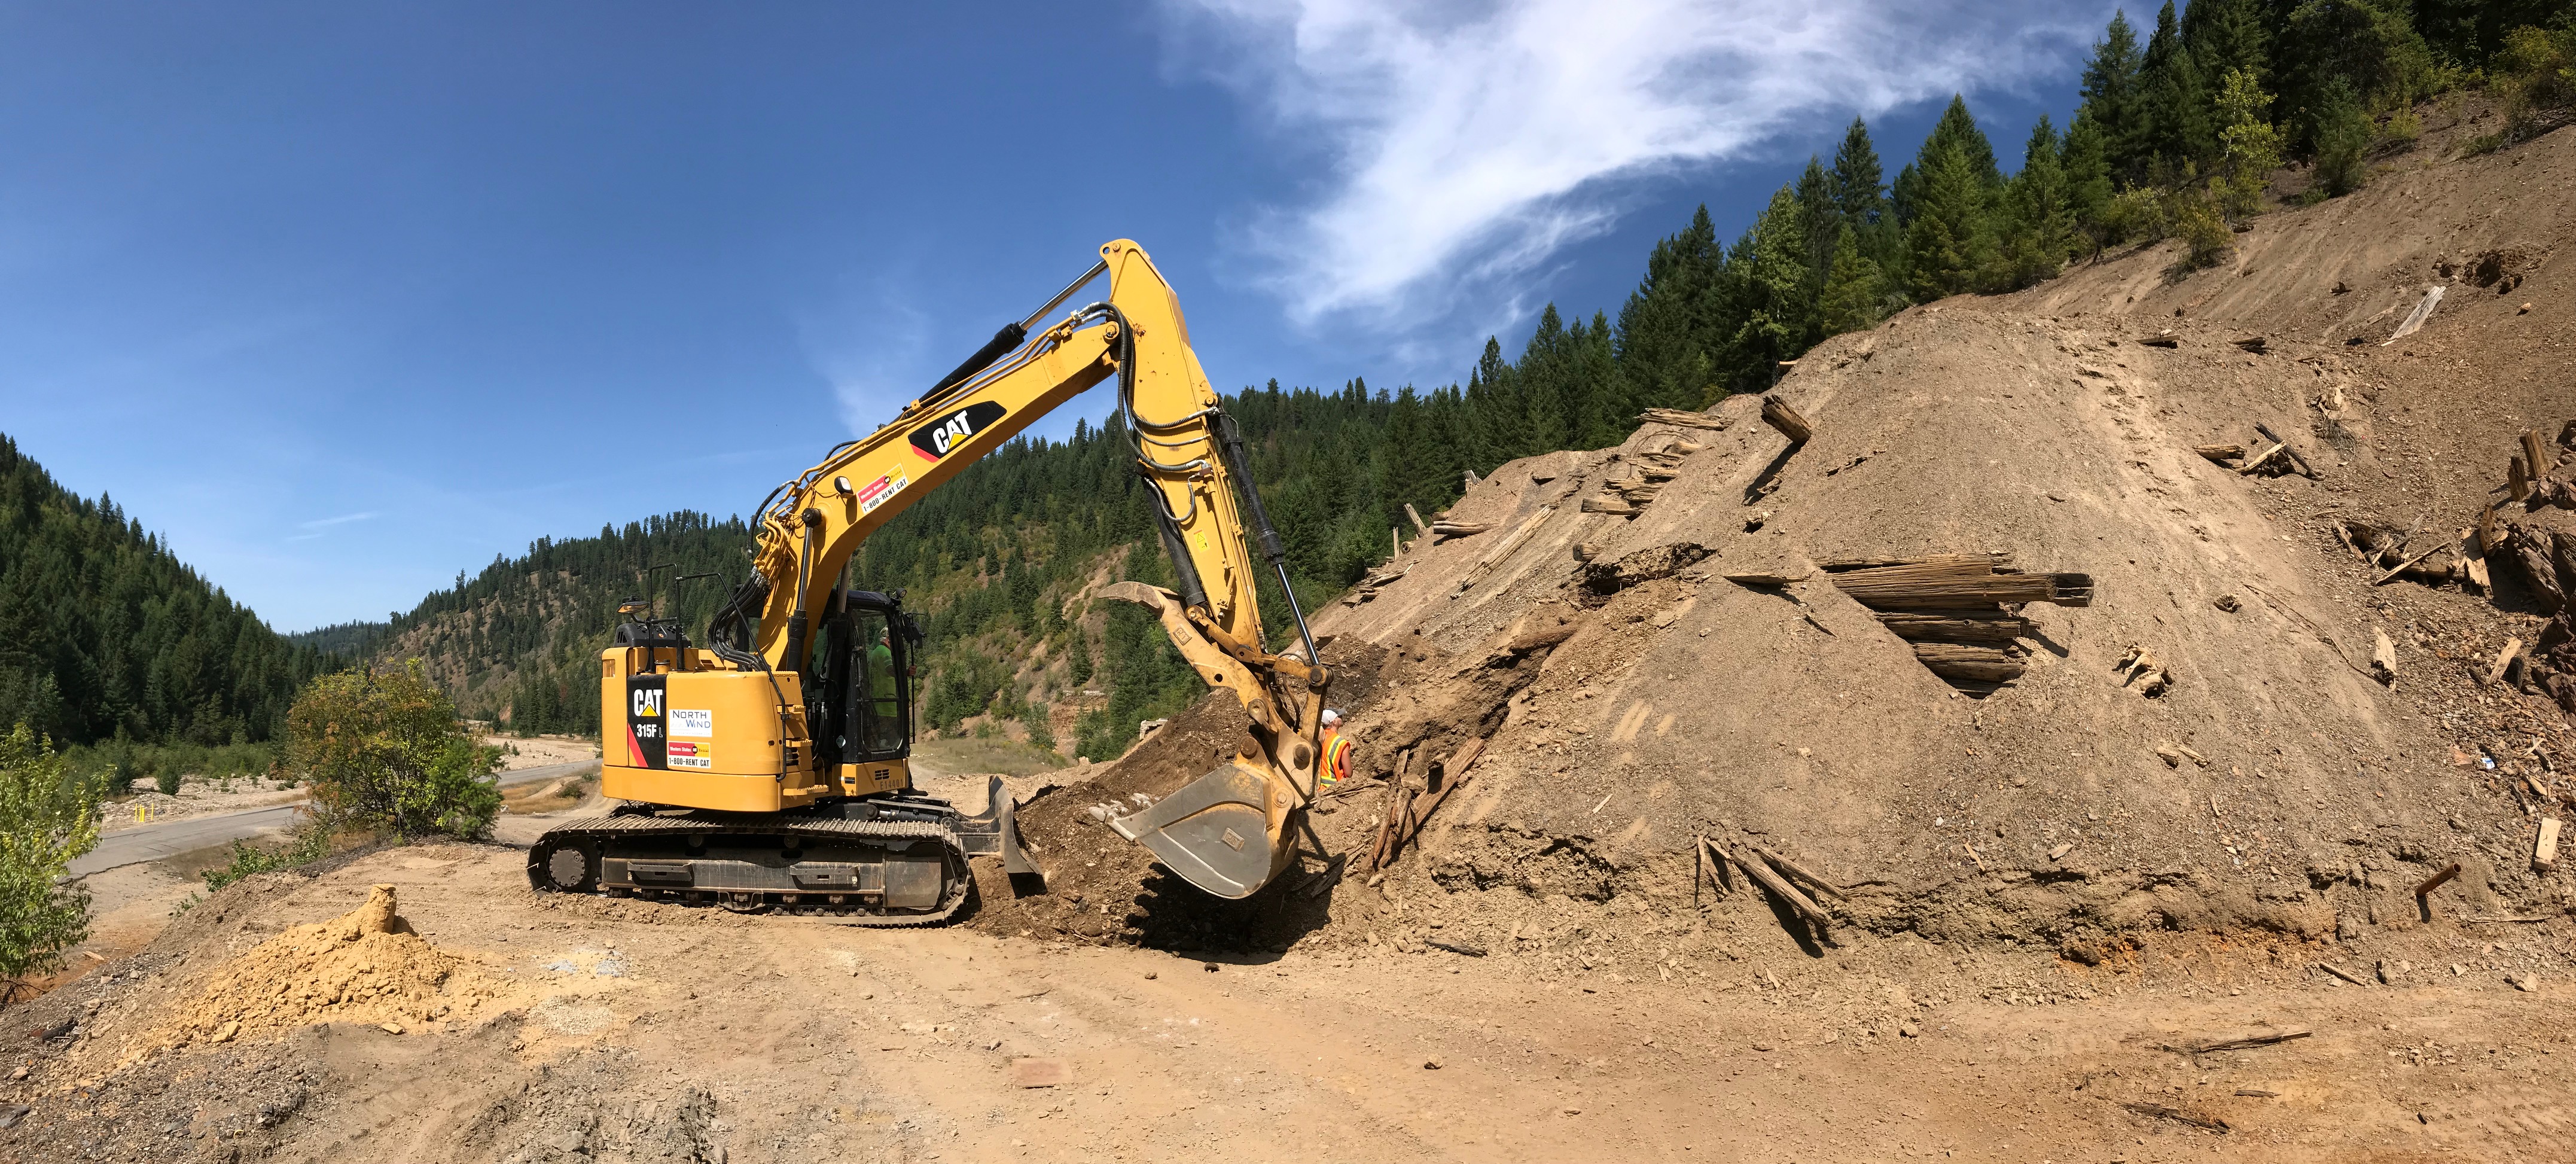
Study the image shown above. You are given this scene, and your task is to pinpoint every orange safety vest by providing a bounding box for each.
[1321,732,1353,785]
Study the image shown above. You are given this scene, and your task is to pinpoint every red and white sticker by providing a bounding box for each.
[666,741,712,770]
[856,471,909,515]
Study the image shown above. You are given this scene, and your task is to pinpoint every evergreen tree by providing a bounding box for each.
[2062,114,2116,237]
[1903,100,2002,300]
[1722,188,1819,392]
[1515,306,1573,458]
[2081,10,2148,178]
[2001,115,2075,287]
[2182,0,2270,85]
[1827,118,1887,224]
[2139,1,2214,170]
[1817,223,1887,334]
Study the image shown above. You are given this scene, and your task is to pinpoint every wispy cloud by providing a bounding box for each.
[797,268,934,435]
[299,511,379,529]
[1163,0,2102,331]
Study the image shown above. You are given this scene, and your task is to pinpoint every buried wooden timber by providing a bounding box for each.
[1873,610,2038,644]
[1759,394,1813,443]
[1638,407,1730,431]
[1910,642,2026,682]
[1828,557,2093,609]
[1726,844,1831,927]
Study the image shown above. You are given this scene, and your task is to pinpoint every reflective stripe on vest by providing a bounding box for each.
[1323,735,1353,782]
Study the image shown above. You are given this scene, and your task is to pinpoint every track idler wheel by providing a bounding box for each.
[527,837,598,892]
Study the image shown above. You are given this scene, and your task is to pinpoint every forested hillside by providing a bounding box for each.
[0,434,335,750]
[327,0,2576,761]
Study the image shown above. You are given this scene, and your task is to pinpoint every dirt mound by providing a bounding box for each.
[140,883,501,1052]
[994,126,2576,962]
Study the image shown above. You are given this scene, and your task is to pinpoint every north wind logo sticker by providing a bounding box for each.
[909,401,1006,461]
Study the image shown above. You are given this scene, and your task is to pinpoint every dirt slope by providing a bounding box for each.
[995,126,2576,972]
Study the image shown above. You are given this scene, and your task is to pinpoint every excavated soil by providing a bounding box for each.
[989,124,2576,977]
[13,118,2576,1164]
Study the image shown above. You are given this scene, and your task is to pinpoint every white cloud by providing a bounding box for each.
[795,270,933,435]
[1165,0,2104,329]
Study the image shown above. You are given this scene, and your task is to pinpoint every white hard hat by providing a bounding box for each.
[1320,709,1342,726]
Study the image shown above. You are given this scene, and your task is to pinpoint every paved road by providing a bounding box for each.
[68,760,598,879]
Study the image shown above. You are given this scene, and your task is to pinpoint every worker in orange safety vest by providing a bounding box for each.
[1318,708,1353,790]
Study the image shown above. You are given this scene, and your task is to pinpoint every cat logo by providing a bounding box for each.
[631,687,663,717]
[908,401,1007,461]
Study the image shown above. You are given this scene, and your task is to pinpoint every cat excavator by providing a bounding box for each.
[526,240,1332,922]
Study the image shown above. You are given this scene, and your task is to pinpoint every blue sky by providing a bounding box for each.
[0,1,2112,631]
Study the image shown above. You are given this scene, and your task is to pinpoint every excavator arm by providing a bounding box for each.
[711,239,1328,899]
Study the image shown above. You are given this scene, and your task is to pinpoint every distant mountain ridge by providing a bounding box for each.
[0,434,335,746]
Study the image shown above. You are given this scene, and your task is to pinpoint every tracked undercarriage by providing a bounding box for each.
[526,777,1031,925]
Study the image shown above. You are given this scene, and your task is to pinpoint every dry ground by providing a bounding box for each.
[7,843,2572,1164]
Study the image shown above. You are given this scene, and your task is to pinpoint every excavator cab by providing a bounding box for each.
[804,590,923,769]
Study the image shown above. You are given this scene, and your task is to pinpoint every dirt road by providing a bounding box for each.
[71,761,598,880]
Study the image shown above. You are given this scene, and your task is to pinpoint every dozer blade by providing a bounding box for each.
[1108,760,1290,900]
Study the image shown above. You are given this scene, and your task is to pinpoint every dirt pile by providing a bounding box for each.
[992,124,2576,965]
[141,883,499,1052]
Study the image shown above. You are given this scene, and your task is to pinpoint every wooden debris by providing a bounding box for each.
[2232,336,2268,354]
[2048,842,2075,861]
[1429,520,1490,538]
[2511,453,2532,502]
[1502,620,1581,654]
[2371,629,2398,684]
[1912,642,2024,682]
[2123,1102,2228,1132]
[1457,505,1558,591]
[1723,571,1810,587]
[2138,334,2181,349]
[1425,939,1486,957]
[2239,443,2288,475]
[2524,429,2551,483]
[2414,861,2463,898]
[2319,961,2371,986]
[2462,530,2492,590]
[1759,394,1813,443]
[1746,842,1848,901]
[2373,540,2453,585]
[2194,444,2245,464]
[1404,502,1431,536]
[2156,746,2184,768]
[1638,407,1730,431]
[2175,744,2208,766]
[2484,638,2524,687]
[1874,610,2037,644]
[1728,845,1831,926]
[2185,1029,2312,1054]
[1829,556,2092,609]
[2385,284,2444,343]
[1819,551,2015,571]
[1582,497,1641,516]
[2254,422,2316,477]
[2536,817,2561,870]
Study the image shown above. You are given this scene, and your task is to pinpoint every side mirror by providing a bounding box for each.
[904,614,928,646]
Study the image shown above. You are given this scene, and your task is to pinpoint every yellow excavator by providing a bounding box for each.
[527,240,1331,922]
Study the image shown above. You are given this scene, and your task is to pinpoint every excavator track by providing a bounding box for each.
[528,809,980,927]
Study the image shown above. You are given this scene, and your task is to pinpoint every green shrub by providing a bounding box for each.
[2170,192,2234,272]
[201,826,333,892]
[289,662,501,840]
[2097,185,2168,246]
[0,724,103,992]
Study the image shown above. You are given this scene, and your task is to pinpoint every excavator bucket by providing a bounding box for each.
[1108,760,1291,899]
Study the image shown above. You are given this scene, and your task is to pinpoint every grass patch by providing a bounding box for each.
[911,735,1068,778]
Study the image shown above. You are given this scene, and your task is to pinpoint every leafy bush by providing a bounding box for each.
[2096,185,2168,246]
[202,826,333,892]
[2496,25,2576,140]
[288,662,501,840]
[0,724,103,992]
